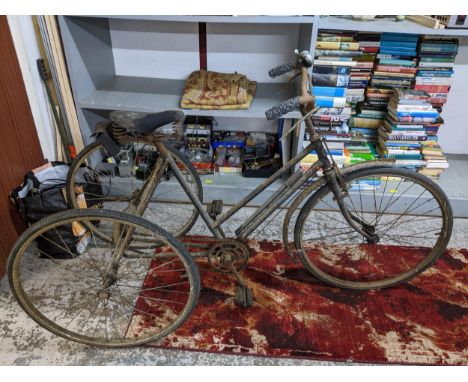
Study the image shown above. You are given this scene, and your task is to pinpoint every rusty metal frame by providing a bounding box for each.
[155,139,324,240]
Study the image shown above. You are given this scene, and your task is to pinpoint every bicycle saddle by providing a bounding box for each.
[109,110,185,135]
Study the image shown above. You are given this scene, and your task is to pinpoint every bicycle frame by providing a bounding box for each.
[154,137,378,243]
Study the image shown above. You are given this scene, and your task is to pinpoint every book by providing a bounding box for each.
[373,71,415,78]
[419,56,455,63]
[349,117,383,128]
[375,65,418,74]
[316,41,360,50]
[315,96,347,108]
[313,59,358,67]
[380,41,418,48]
[315,49,363,57]
[312,86,347,97]
[418,61,455,68]
[317,36,354,42]
[377,58,417,67]
[312,73,350,87]
[312,65,351,75]
[414,84,451,93]
[415,77,453,86]
[381,33,419,42]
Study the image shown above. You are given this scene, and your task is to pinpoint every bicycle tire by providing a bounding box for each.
[66,141,203,238]
[293,167,453,290]
[7,209,201,348]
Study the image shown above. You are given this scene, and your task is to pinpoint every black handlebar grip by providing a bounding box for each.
[265,97,301,120]
[268,63,295,78]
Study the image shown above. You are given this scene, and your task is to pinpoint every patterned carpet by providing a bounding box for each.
[128,238,468,365]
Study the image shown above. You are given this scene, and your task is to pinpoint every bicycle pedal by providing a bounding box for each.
[234,285,253,308]
[207,199,224,219]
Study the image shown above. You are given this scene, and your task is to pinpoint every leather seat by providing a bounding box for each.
[109,110,185,135]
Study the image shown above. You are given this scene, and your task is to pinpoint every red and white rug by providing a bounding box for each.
[129,238,468,365]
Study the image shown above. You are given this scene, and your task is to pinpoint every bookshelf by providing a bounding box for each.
[59,15,468,203]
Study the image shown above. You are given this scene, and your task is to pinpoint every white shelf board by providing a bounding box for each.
[317,16,468,36]
[80,76,302,119]
[84,15,317,24]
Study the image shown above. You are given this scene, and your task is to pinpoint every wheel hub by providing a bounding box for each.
[362,223,380,244]
[97,290,111,300]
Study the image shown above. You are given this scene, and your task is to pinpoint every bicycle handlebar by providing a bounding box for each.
[268,63,296,78]
[265,94,315,120]
[265,53,316,120]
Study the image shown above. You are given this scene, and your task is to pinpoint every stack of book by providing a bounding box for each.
[347,33,380,105]
[414,37,459,112]
[310,107,352,141]
[344,142,377,166]
[300,141,345,172]
[312,31,360,109]
[377,89,440,170]
[371,33,419,99]
[419,144,449,179]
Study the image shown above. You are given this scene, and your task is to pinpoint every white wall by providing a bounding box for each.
[7,15,57,161]
[110,19,199,79]
[438,36,468,155]
[110,19,299,83]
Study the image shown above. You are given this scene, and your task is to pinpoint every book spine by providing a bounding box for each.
[375,65,417,74]
[312,74,350,87]
[420,57,455,63]
[379,49,417,56]
[315,97,347,108]
[387,135,428,141]
[378,59,417,66]
[360,47,379,53]
[312,86,347,97]
[380,41,418,48]
[316,42,360,50]
[418,62,455,68]
[384,154,424,160]
[381,34,419,43]
[312,65,351,74]
[317,36,354,42]
[414,84,451,93]
[313,60,357,67]
[395,104,434,112]
[417,72,453,78]
[315,49,363,57]
[415,77,453,85]
[373,71,415,78]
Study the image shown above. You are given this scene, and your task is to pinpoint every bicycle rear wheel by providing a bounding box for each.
[294,167,453,290]
[8,209,200,348]
[66,141,203,238]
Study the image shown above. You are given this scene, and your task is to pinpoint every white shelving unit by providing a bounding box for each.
[58,15,468,205]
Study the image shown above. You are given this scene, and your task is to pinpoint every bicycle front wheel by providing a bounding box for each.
[66,141,203,238]
[8,209,200,348]
[294,167,453,290]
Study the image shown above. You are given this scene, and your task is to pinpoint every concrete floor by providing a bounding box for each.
[1,206,467,366]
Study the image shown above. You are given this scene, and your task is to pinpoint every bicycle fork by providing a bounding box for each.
[324,167,379,244]
[103,156,168,289]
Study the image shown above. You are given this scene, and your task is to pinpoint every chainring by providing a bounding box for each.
[207,239,250,273]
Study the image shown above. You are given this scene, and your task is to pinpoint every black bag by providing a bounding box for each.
[10,161,101,258]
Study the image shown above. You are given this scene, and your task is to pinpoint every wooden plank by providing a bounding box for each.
[43,15,84,154]
[406,15,439,29]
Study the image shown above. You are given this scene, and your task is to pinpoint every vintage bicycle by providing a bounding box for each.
[8,50,453,348]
